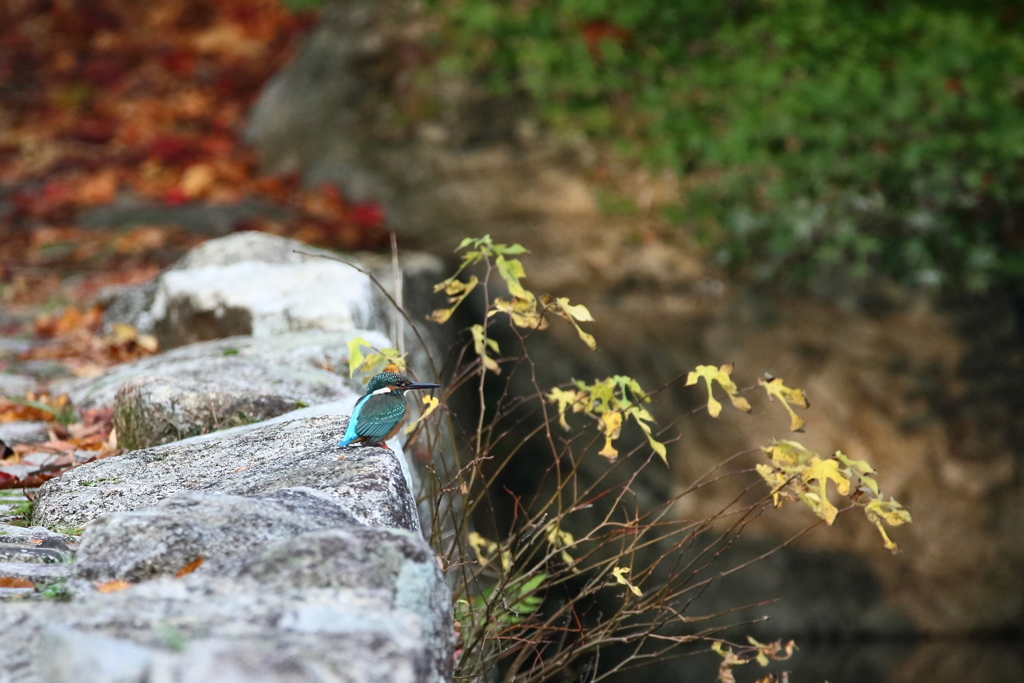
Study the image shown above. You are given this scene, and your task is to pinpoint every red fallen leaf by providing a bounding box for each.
[0,471,16,485]
[0,473,57,489]
[200,135,234,157]
[254,172,302,196]
[149,135,197,165]
[82,56,127,86]
[41,182,72,205]
[174,554,203,578]
[66,119,117,145]
[163,186,189,206]
[352,201,384,229]
[0,577,34,589]
[162,50,197,77]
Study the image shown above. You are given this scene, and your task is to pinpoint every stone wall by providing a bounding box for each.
[0,233,453,683]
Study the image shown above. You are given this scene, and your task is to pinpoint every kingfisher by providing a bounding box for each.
[338,371,441,448]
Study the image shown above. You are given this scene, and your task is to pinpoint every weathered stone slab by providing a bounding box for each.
[32,412,418,534]
[2,580,450,683]
[101,232,444,354]
[71,488,359,585]
[55,329,387,412]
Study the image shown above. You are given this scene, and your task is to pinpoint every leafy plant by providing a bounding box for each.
[357,235,913,681]
[427,0,1024,290]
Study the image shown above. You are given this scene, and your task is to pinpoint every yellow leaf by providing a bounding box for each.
[598,410,622,460]
[762,439,815,466]
[730,394,752,412]
[686,364,748,417]
[349,341,407,380]
[492,295,548,329]
[611,566,643,597]
[427,275,478,324]
[470,324,501,374]
[556,298,594,323]
[545,523,576,564]
[801,456,850,525]
[865,498,912,553]
[759,376,809,431]
[836,451,880,496]
[468,531,497,567]
[495,254,529,298]
[347,337,367,377]
[547,387,584,430]
[544,295,597,349]
[627,406,668,465]
[755,463,788,506]
[403,395,441,435]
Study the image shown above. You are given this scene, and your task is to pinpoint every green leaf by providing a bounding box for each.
[347,337,367,378]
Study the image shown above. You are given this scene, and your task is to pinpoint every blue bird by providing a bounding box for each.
[338,371,441,448]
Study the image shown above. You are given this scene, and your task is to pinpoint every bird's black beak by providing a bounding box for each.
[405,382,442,391]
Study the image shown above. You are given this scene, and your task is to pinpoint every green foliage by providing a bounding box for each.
[429,0,1024,290]
[10,499,34,523]
[280,0,325,11]
[457,571,547,630]
[41,579,71,601]
[346,337,407,380]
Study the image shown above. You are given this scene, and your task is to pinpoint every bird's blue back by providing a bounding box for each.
[338,393,371,447]
[338,391,408,447]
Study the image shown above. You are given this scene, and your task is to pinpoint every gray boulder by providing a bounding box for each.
[102,232,445,358]
[32,410,418,533]
[49,329,390,450]
[71,488,359,585]
[240,527,452,662]
[4,577,451,682]
[56,329,386,412]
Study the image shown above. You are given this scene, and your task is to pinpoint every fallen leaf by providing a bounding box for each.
[174,555,204,578]
[95,580,132,593]
[0,577,34,589]
[180,164,216,198]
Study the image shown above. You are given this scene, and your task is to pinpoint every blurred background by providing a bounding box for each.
[1,1,1022,681]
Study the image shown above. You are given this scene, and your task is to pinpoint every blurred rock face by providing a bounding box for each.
[246,1,1023,638]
